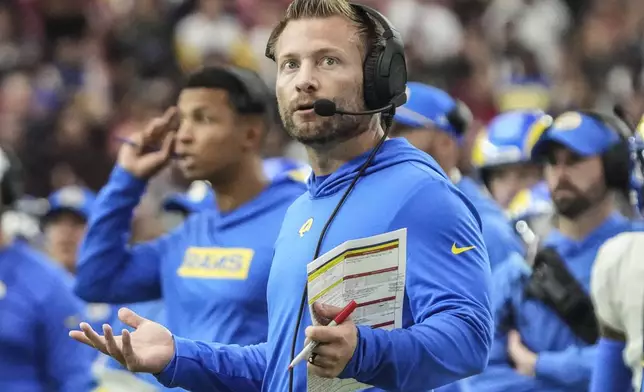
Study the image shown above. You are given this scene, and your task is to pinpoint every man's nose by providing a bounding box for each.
[295,66,319,94]
[176,122,193,143]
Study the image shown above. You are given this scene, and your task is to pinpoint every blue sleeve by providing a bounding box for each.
[535,344,597,388]
[481,216,525,270]
[590,338,632,392]
[75,165,172,303]
[41,272,97,392]
[340,180,493,391]
[155,337,267,392]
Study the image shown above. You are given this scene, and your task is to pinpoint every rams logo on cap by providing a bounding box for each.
[0,280,6,299]
[552,112,582,131]
[58,187,85,208]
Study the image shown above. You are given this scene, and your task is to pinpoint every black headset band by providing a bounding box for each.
[350,3,402,44]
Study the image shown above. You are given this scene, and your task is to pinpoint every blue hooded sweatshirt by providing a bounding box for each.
[466,212,631,392]
[0,241,97,392]
[74,166,306,344]
[156,138,493,392]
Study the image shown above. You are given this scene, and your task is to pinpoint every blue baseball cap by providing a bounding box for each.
[393,82,464,140]
[531,111,621,159]
[472,110,550,169]
[45,186,96,221]
[163,181,215,214]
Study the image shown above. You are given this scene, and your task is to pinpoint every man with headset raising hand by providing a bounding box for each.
[467,110,635,392]
[71,1,493,391]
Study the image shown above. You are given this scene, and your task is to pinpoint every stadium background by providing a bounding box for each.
[1,0,644,383]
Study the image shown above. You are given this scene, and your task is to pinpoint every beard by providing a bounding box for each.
[279,87,371,148]
[552,180,608,219]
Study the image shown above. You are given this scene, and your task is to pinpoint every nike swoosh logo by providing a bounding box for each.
[451,243,476,255]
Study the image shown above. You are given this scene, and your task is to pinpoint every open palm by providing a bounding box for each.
[69,307,174,374]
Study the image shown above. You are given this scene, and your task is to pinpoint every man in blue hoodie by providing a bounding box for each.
[392,82,524,270]
[73,65,306,344]
[0,149,97,391]
[70,1,493,391]
[467,110,635,392]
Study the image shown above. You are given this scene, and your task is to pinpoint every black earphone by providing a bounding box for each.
[354,4,407,111]
[266,4,408,392]
[446,99,473,137]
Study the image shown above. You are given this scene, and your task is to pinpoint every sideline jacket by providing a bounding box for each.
[74,166,306,344]
[0,241,96,391]
[156,138,493,392]
[467,213,631,391]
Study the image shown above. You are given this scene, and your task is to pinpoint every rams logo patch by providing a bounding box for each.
[299,218,313,238]
[552,112,582,131]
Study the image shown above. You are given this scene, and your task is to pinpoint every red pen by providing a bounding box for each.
[287,300,358,370]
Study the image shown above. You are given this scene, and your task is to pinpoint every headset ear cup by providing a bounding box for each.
[603,142,630,192]
[363,47,383,110]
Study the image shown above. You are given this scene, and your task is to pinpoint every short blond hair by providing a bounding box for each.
[265,0,382,61]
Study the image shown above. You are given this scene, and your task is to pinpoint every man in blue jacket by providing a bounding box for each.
[71,1,493,391]
[467,110,635,391]
[0,149,97,391]
[392,82,524,269]
[73,65,306,344]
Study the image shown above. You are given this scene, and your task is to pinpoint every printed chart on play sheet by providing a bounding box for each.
[305,229,407,392]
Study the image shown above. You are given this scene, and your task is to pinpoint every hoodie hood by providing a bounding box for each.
[307,138,447,198]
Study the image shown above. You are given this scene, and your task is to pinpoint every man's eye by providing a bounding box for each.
[283,61,298,70]
[322,57,337,66]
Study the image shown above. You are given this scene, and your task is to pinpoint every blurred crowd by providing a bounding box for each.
[1,0,644,391]
[0,0,642,207]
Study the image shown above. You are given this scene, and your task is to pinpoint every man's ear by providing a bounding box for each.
[240,116,265,152]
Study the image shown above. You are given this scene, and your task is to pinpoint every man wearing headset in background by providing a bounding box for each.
[391,82,524,270]
[0,148,97,391]
[70,1,493,391]
[472,110,547,210]
[467,110,635,392]
[589,120,644,392]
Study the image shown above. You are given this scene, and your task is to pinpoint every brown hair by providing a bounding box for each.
[265,0,382,61]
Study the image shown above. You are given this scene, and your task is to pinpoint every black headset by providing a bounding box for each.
[264,3,407,113]
[446,99,473,136]
[353,4,407,111]
[578,110,633,193]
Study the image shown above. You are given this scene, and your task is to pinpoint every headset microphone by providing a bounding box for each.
[313,99,394,117]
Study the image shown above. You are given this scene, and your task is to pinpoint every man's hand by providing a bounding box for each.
[508,330,537,377]
[118,107,178,179]
[69,307,174,374]
[305,302,358,379]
